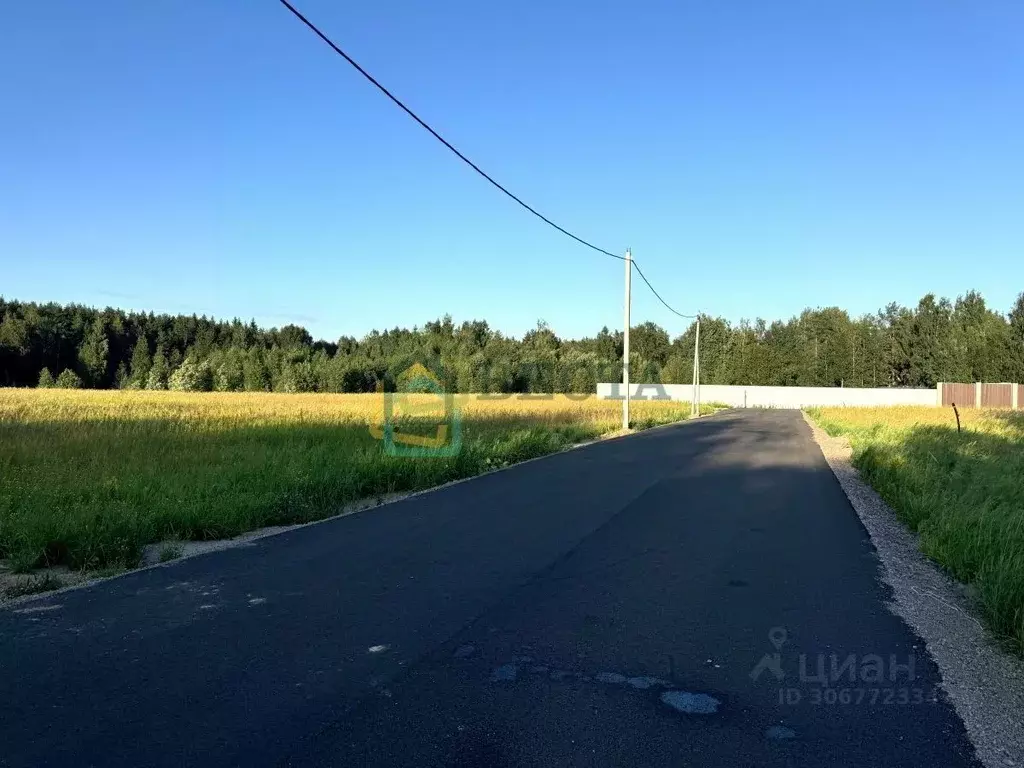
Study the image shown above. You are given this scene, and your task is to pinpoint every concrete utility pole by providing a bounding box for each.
[696,315,701,414]
[622,248,632,430]
[691,315,701,416]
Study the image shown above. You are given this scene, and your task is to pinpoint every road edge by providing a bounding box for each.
[2,411,730,611]
[802,411,1024,768]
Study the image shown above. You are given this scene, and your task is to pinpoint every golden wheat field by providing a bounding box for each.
[812,404,1022,435]
[0,389,704,577]
[0,389,693,429]
[809,405,1024,652]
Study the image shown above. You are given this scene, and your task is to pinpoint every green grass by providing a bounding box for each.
[2,571,65,600]
[158,542,184,563]
[808,406,1024,653]
[1,390,718,576]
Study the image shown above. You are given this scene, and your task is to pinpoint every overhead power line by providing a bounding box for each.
[276,0,624,262]
[631,261,699,320]
[276,0,700,320]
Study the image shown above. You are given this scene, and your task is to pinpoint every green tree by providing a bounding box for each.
[274,363,299,393]
[949,291,1013,382]
[168,357,212,392]
[146,346,169,390]
[879,303,913,386]
[168,347,183,371]
[660,354,691,385]
[1008,292,1024,380]
[907,295,953,387]
[37,367,55,388]
[242,349,271,392]
[55,369,83,389]
[801,308,854,387]
[78,317,109,388]
[672,316,732,385]
[213,349,245,392]
[630,322,671,367]
[0,312,29,386]
[0,292,1021,393]
[129,337,152,386]
[569,360,599,393]
[1010,292,1024,345]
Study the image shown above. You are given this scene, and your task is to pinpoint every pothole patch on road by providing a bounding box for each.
[490,663,519,682]
[481,652,722,718]
[660,690,721,715]
[452,644,476,659]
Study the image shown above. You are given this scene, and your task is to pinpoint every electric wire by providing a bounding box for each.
[631,261,699,319]
[277,0,701,321]
[277,0,624,262]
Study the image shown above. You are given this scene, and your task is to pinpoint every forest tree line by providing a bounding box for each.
[1,291,1023,393]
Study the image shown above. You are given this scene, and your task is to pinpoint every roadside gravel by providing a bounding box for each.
[804,411,1024,768]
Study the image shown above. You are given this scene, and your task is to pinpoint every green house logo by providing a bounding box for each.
[369,363,462,457]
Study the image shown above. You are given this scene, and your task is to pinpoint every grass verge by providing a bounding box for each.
[806,405,1024,653]
[1,390,720,577]
[1,571,65,600]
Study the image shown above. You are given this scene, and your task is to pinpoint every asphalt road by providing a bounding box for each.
[0,410,980,767]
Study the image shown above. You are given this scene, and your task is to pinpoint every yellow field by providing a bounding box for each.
[810,405,1024,652]
[812,405,1021,436]
[0,389,694,429]
[0,389,704,576]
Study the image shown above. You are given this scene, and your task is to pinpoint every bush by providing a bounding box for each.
[54,369,83,389]
[37,368,55,388]
[214,358,244,392]
[146,368,168,391]
[168,358,213,392]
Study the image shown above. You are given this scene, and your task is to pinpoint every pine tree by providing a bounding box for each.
[147,346,169,390]
[168,348,183,370]
[129,337,152,386]
[77,317,109,388]
[37,367,55,388]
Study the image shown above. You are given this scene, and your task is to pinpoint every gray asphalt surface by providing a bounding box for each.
[0,410,980,767]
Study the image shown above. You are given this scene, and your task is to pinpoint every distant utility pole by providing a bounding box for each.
[697,315,701,414]
[691,315,701,416]
[623,248,632,430]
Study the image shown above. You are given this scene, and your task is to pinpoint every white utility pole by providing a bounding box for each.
[696,315,701,414]
[691,315,701,416]
[622,248,632,430]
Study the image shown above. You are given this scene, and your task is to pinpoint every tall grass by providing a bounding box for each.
[809,406,1024,653]
[0,390,711,574]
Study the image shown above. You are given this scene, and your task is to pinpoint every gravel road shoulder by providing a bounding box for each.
[804,411,1024,768]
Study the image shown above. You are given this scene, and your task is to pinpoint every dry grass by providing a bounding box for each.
[0,389,710,575]
[808,405,1024,652]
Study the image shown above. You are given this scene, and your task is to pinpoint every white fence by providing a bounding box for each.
[596,383,940,409]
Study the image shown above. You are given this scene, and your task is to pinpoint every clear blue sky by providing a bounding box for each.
[4,1,1022,342]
